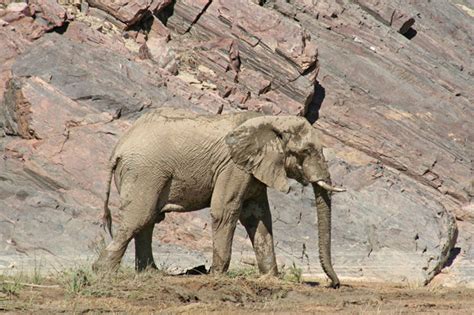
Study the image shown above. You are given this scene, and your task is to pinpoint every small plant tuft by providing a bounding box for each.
[0,279,22,298]
[32,257,43,285]
[60,267,94,296]
[281,262,303,284]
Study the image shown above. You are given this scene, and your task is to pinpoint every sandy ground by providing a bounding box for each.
[1,269,473,314]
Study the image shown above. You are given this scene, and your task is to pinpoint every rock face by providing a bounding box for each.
[164,0,319,115]
[0,0,472,287]
[85,0,172,27]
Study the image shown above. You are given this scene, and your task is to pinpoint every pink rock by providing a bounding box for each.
[85,0,172,27]
[165,0,319,113]
[145,37,178,74]
[1,11,24,23]
[149,16,170,40]
[238,67,271,95]
[3,76,94,139]
[136,31,146,44]
[64,21,132,56]
[6,2,28,13]
[355,0,415,34]
[212,0,317,73]
[226,88,250,105]
[150,0,172,12]
[292,0,344,18]
[29,0,68,28]
[262,90,306,115]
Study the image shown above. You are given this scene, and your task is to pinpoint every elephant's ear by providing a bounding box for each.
[225,117,289,193]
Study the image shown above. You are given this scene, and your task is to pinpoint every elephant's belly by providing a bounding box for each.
[164,177,213,212]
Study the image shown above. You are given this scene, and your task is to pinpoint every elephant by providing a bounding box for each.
[92,107,344,288]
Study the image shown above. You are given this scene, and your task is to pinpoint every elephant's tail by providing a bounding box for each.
[102,156,118,238]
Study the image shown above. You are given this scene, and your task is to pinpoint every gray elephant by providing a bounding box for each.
[93,107,344,288]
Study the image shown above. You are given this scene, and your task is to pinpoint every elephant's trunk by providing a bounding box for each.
[312,183,340,288]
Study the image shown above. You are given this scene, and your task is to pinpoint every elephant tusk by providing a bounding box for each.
[316,180,346,192]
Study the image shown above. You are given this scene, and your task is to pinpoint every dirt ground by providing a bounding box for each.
[1,269,473,314]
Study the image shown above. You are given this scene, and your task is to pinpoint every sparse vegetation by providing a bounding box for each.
[0,267,473,313]
[59,267,94,296]
[0,277,22,298]
[281,262,303,283]
[32,257,44,285]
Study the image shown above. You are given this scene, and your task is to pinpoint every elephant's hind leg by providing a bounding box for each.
[240,191,278,276]
[134,213,165,271]
[93,175,169,273]
[134,223,156,271]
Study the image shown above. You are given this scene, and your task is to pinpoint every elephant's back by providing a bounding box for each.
[135,107,201,124]
[111,108,262,160]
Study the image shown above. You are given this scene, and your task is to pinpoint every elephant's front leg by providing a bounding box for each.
[240,189,278,276]
[210,205,240,273]
[209,168,251,274]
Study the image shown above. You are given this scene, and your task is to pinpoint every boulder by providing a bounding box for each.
[0,26,32,133]
[0,0,69,40]
[354,0,416,34]
[29,0,69,30]
[85,0,172,27]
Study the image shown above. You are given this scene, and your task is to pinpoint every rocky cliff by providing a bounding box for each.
[0,0,472,287]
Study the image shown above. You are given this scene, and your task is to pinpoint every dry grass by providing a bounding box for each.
[1,266,473,314]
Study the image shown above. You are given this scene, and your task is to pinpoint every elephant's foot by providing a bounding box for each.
[92,248,123,274]
[209,266,226,276]
[210,246,233,275]
[257,262,278,277]
[255,251,278,276]
[209,258,230,275]
[135,259,158,272]
[329,278,341,289]
[92,259,109,274]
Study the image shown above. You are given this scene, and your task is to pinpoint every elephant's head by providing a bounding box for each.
[225,115,342,288]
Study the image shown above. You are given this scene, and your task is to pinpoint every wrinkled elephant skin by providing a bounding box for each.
[93,108,342,288]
